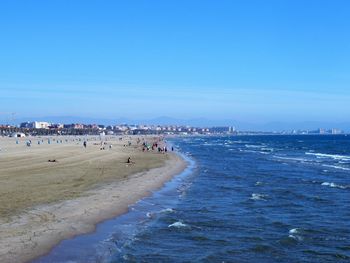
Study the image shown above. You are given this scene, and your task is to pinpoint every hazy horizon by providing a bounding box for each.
[1,114,349,132]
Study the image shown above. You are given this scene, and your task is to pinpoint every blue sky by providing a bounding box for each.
[0,0,349,123]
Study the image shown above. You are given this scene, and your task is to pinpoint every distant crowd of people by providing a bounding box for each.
[10,135,174,167]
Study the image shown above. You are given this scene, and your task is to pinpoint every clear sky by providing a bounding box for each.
[0,0,349,123]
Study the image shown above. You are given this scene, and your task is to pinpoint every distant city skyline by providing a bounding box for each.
[1,1,349,124]
[1,120,344,136]
[1,115,349,133]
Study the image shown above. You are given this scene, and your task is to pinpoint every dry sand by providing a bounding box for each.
[0,135,186,263]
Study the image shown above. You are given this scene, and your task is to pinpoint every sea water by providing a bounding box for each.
[34,135,350,262]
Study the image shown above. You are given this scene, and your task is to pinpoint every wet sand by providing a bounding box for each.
[0,135,186,263]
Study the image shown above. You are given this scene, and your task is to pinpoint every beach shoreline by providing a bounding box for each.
[0,136,187,263]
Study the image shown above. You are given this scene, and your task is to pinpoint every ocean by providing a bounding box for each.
[34,135,350,263]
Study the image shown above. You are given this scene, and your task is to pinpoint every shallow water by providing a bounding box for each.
[34,135,350,262]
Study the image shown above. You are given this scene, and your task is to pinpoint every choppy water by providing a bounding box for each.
[34,135,350,263]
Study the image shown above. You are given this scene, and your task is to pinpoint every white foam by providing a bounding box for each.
[168,221,188,228]
[250,193,268,201]
[322,164,350,171]
[289,228,299,234]
[305,152,350,161]
[233,140,249,144]
[288,228,303,241]
[161,208,175,213]
[245,144,262,148]
[203,142,216,146]
[321,182,348,189]
[255,181,263,186]
[259,152,269,155]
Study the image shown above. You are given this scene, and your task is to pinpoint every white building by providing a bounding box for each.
[332,128,342,135]
[33,121,51,129]
[229,126,236,133]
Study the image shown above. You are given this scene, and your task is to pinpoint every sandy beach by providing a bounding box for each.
[0,135,186,263]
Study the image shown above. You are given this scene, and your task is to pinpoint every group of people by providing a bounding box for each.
[17,138,70,147]
[80,136,174,166]
[83,140,113,150]
[139,139,174,154]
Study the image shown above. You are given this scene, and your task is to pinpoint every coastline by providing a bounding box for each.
[0,138,187,263]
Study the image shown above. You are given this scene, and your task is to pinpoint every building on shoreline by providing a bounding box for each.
[1,121,237,137]
[2,121,346,136]
[20,121,51,129]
